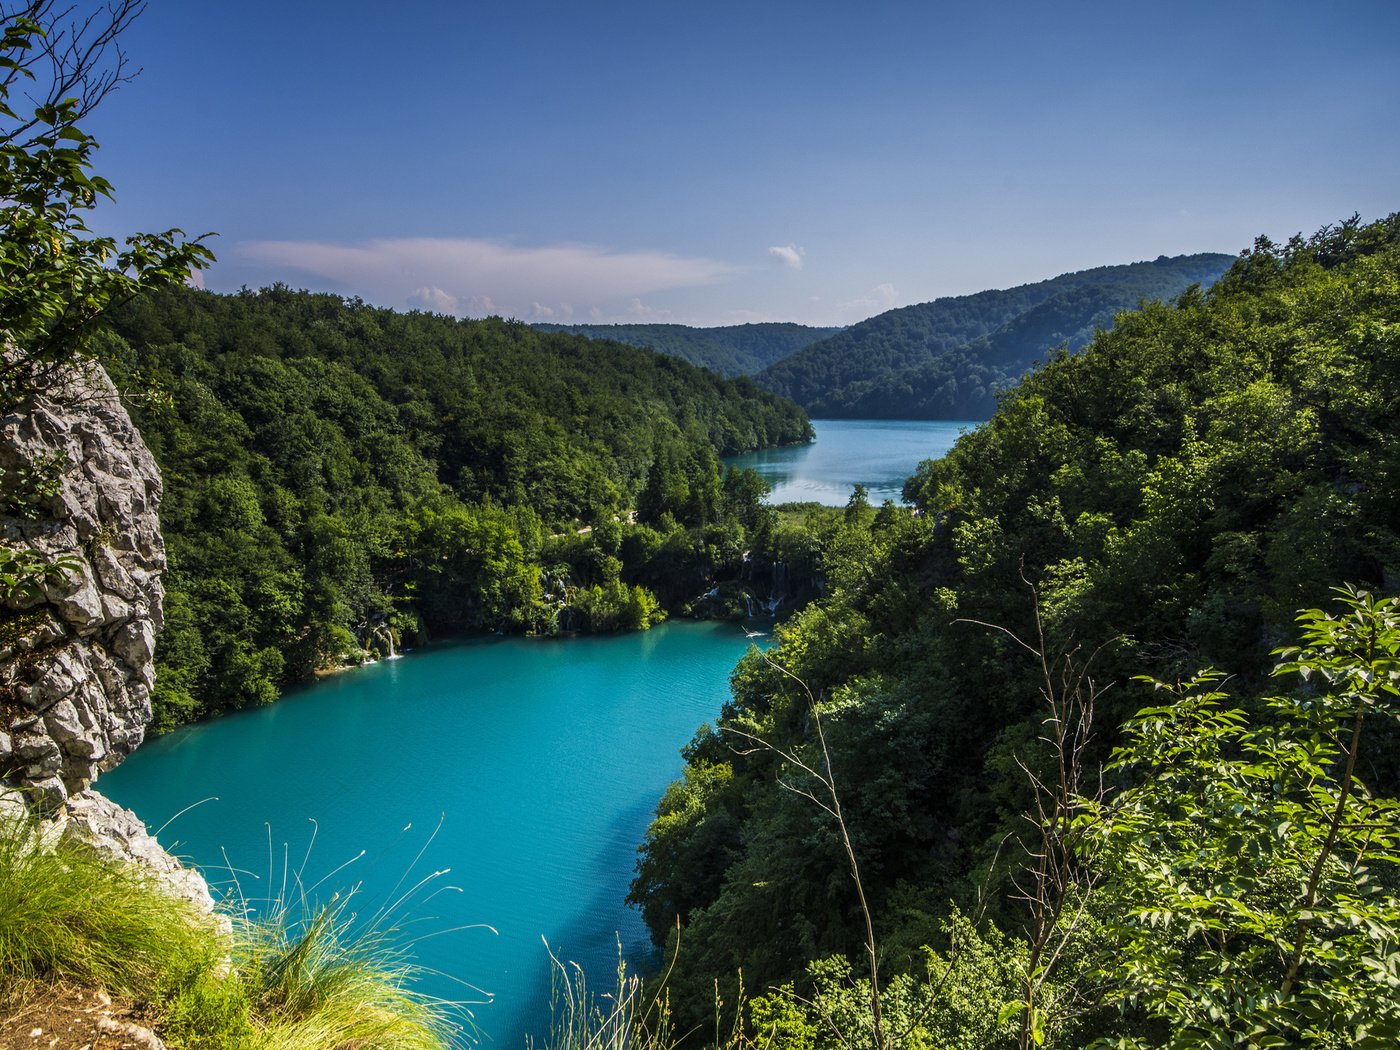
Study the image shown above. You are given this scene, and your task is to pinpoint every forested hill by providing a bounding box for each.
[95,286,811,730]
[631,215,1400,1043]
[756,252,1234,418]
[531,321,842,376]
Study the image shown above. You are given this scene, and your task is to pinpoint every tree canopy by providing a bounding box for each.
[631,215,1400,1042]
[97,285,814,729]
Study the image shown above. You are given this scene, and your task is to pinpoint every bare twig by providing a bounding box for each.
[725,653,889,1050]
[958,572,1112,1048]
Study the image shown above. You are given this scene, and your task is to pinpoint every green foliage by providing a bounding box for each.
[757,254,1234,419]
[1082,589,1400,1048]
[0,4,211,412]
[632,216,1400,1032]
[0,542,74,603]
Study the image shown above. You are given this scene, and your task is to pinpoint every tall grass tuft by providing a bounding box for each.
[0,818,222,995]
[237,893,455,1050]
[0,814,460,1049]
[541,944,673,1050]
[538,941,771,1050]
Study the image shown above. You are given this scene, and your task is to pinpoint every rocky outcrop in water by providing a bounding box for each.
[1,363,165,811]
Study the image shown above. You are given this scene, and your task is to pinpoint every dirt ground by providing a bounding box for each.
[0,983,165,1050]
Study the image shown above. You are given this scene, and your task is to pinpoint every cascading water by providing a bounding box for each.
[763,559,788,614]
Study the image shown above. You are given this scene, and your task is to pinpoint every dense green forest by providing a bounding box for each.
[95,287,813,731]
[531,322,843,376]
[755,253,1233,419]
[631,216,1400,1046]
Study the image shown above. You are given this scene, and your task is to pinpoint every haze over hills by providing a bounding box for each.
[756,252,1236,418]
[537,253,1236,420]
[530,321,843,376]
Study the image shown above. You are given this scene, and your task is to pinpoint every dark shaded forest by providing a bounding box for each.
[531,321,843,377]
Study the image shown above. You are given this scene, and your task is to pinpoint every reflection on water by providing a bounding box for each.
[729,418,981,506]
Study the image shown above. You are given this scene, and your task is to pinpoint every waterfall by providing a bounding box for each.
[764,560,788,613]
[365,621,400,661]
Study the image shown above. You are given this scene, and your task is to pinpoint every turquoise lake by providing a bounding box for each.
[97,417,980,1045]
[727,418,980,506]
[99,623,761,1045]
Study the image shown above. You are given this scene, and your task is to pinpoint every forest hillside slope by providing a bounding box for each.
[631,215,1400,1042]
[756,252,1234,418]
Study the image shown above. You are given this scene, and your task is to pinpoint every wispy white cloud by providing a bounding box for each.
[529,301,576,321]
[408,286,459,313]
[239,236,740,320]
[625,297,672,320]
[768,244,804,269]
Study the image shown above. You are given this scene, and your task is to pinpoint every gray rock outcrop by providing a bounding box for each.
[1,361,213,916]
[1,362,165,808]
[60,789,219,916]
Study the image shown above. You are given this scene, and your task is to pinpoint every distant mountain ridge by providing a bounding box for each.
[530,321,842,376]
[756,252,1235,418]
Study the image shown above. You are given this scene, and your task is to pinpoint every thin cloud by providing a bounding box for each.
[239,236,740,319]
[626,297,672,320]
[408,286,458,313]
[768,244,804,269]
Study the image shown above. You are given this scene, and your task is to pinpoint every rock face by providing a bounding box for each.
[1,363,165,809]
[0,361,212,917]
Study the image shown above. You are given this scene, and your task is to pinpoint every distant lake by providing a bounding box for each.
[728,418,982,506]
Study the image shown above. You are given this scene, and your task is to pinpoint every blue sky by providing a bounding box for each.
[85,0,1400,327]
